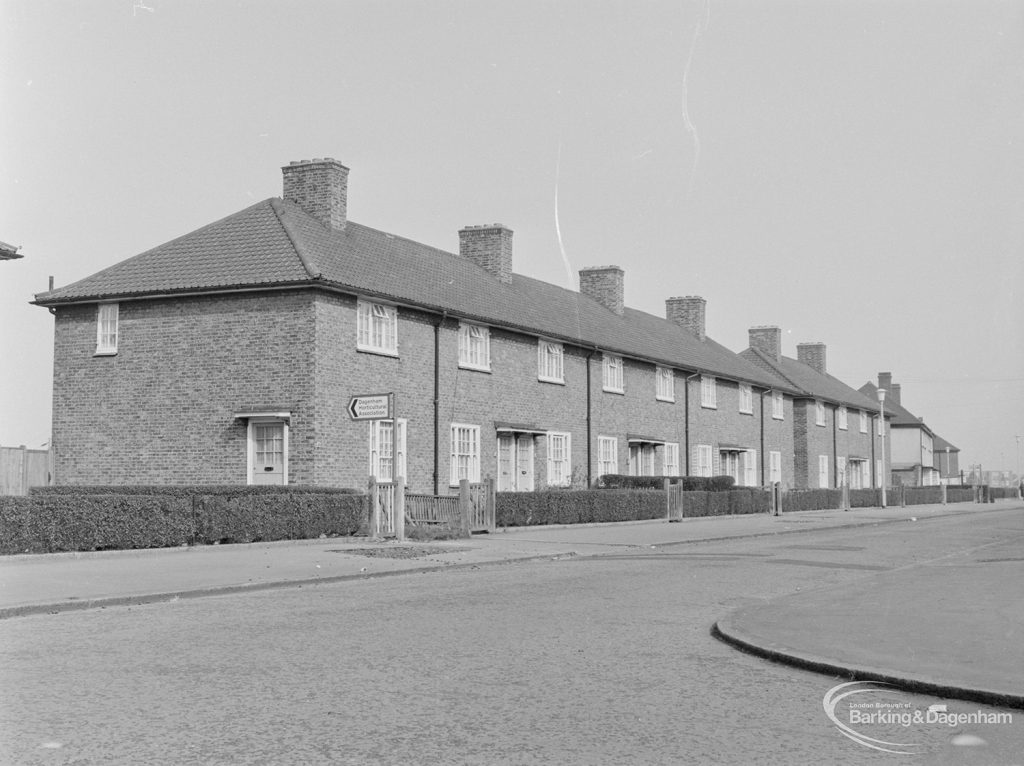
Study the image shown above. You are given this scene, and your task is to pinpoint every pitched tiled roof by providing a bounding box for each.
[742,347,880,411]
[932,434,959,452]
[858,382,933,432]
[34,198,793,389]
[1,240,23,260]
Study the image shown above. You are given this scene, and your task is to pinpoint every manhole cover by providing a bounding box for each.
[328,545,463,559]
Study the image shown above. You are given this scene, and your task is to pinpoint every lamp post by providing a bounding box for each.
[878,388,887,508]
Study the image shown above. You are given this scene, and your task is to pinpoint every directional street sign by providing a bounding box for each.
[347,393,392,421]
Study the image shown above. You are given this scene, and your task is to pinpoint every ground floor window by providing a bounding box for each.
[848,459,869,489]
[450,424,480,485]
[769,451,782,485]
[693,444,713,477]
[546,432,572,487]
[597,436,618,479]
[818,455,829,488]
[663,443,680,477]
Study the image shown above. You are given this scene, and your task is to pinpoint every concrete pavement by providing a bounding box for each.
[1,499,1021,709]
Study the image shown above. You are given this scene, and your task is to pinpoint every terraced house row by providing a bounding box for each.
[34,158,896,494]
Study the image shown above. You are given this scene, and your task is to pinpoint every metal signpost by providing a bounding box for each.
[348,392,403,541]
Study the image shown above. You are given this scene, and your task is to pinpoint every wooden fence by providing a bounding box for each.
[0,446,52,496]
[368,477,496,538]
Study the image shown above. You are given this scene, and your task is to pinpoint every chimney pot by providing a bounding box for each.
[579,266,625,315]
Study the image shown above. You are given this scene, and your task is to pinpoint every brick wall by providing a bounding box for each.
[52,291,317,485]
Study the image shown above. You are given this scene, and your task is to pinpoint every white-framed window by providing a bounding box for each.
[96,303,119,355]
[849,459,868,489]
[546,432,572,487]
[693,444,713,477]
[597,436,618,478]
[656,366,675,402]
[663,443,680,477]
[876,458,883,487]
[738,383,753,414]
[818,455,829,488]
[837,456,847,486]
[859,410,868,434]
[772,391,784,420]
[838,405,848,430]
[538,340,564,384]
[449,423,481,485]
[357,299,398,355]
[458,322,490,371]
[369,419,407,482]
[602,354,624,393]
[816,401,826,427]
[700,375,717,409]
[769,451,782,484]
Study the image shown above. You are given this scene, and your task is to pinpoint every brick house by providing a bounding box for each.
[931,434,960,484]
[33,158,797,493]
[859,373,940,487]
[741,328,886,489]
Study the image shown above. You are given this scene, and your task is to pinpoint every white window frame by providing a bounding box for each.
[458,322,491,371]
[546,432,572,487]
[95,303,119,355]
[818,455,829,488]
[769,451,782,485]
[694,444,713,477]
[838,405,848,431]
[663,443,680,477]
[369,419,408,482]
[700,375,717,409]
[815,401,826,427]
[597,436,618,478]
[859,410,868,434]
[738,383,753,414]
[602,354,624,394]
[449,423,481,485]
[357,299,398,356]
[771,391,784,420]
[537,340,565,384]
[656,366,675,402]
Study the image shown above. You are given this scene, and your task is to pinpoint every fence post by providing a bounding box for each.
[485,476,496,531]
[841,484,851,512]
[899,485,906,508]
[459,479,471,536]
[941,483,947,505]
[368,477,380,538]
[394,475,406,541]
[664,478,671,521]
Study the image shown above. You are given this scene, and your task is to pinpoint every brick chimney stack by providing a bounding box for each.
[891,384,902,406]
[458,224,513,284]
[665,296,706,341]
[282,158,350,231]
[797,342,827,375]
[749,326,782,362]
[579,266,624,315]
[878,372,892,391]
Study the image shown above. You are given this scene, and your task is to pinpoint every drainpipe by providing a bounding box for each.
[683,372,700,476]
[586,348,597,487]
[832,404,838,487]
[432,311,447,495]
[759,388,770,486]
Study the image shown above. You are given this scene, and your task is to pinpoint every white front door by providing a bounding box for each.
[516,437,534,491]
[250,421,286,485]
[498,433,534,491]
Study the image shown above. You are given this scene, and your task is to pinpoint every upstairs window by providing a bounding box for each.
[655,367,675,402]
[860,410,869,433]
[357,300,397,355]
[603,354,624,393]
[700,375,717,409]
[772,391,784,420]
[815,401,826,426]
[738,383,753,414]
[96,303,119,355]
[458,323,490,371]
[838,405,848,430]
[538,340,564,383]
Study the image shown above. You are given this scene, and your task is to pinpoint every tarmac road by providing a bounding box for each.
[0,505,1021,764]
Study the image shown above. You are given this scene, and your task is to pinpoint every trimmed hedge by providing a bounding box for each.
[781,489,843,512]
[597,474,736,492]
[3,486,367,554]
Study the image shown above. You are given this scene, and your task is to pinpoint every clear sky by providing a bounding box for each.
[2,0,1023,474]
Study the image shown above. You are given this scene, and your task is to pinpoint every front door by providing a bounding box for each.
[498,433,535,491]
[251,421,286,485]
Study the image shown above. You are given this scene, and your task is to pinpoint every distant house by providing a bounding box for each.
[32,157,797,491]
[859,373,940,487]
[931,434,961,484]
[0,241,23,261]
[742,329,886,489]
